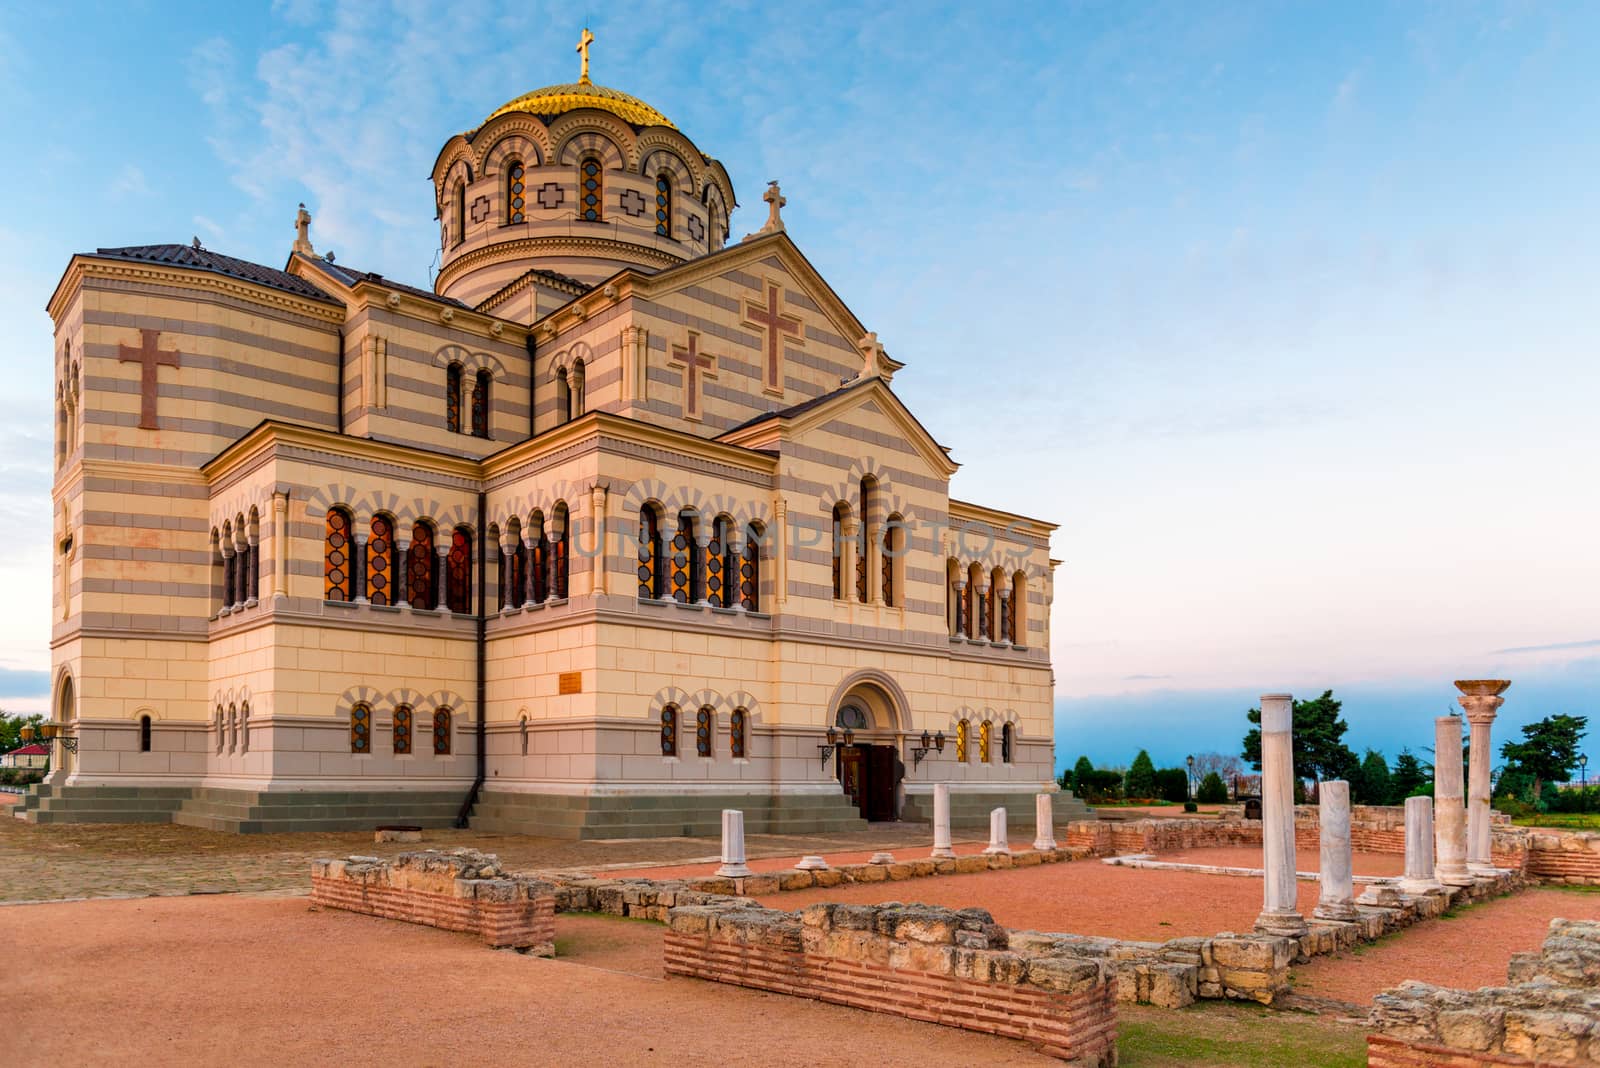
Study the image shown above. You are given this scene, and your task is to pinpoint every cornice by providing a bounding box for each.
[49,256,346,325]
[949,498,1058,537]
[435,233,682,295]
[202,421,485,486]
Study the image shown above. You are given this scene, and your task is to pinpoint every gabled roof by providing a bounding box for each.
[477,265,590,315]
[5,743,49,756]
[90,244,338,304]
[293,254,469,308]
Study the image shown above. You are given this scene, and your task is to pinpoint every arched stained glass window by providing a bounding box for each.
[1001,722,1014,764]
[447,526,472,614]
[669,510,699,604]
[740,524,761,613]
[324,508,353,601]
[695,706,713,757]
[956,718,970,763]
[530,512,549,604]
[408,522,435,608]
[579,158,603,221]
[831,503,848,600]
[507,160,526,224]
[730,707,747,759]
[706,517,726,608]
[351,703,372,754]
[446,363,463,433]
[454,183,465,246]
[393,705,413,755]
[655,174,671,236]
[856,479,873,603]
[660,705,678,757]
[979,720,992,764]
[433,708,452,755]
[552,503,569,600]
[471,370,491,438]
[367,515,394,607]
[507,521,527,608]
[638,506,664,599]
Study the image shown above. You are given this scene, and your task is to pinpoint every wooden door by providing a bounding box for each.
[866,745,899,822]
[839,746,865,814]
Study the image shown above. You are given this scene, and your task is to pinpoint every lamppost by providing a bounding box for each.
[1580,754,1589,814]
[1186,754,1195,801]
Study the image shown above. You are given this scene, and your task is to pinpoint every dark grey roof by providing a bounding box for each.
[721,377,870,435]
[307,257,469,308]
[92,244,338,303]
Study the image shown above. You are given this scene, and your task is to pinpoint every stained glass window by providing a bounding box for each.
[408,522,435,607]
[552,504,569,599]
[579,158,602,221]
[706,518,725,608]
[660,705,678,757]
[637,507,662,599]
[731,707,747,759]
[507,161,526,224]
[471,370,490,438]
[655,174,671,236]
[507,527,526,607]
[351,703,372,754]
[956,719,969,763]
[695,706,712,757]
[324,508,352,601]
[1001,723,1014,764]
[882,525,896,609]
[240,702,250,754]
[857,481,871,603]
[447,526,472,614]
[367,515,393,607]
[433,708,452,755]
[393,705,413,755]
[740,526,761,613]
[669,510,697,603]
[832,503,847,599]
[454,184,465,246]
[979,720,992,763]
[530,514,549,603]
[446,363,463,433]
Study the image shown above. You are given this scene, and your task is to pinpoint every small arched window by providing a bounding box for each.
[409,521,436,608]
[551,503,570,600]
[529,511,549,604]
[519,715,529,756]
[579,157,603,221]
[139,714,152,753]
[967,562,986,642]
[883,514,905,609]
[454,183,466,246]
[947,559,963,637]
[1012,571,1028,647]
[991,566,1007,641]
[555,369,571,426]
[655,174,672,236]
[471,369,491,438]
[638,505,664,600]
[669,510,700,604]
[367,515,394,607]
[446,362,463,433]
[351,702,372,754]
[393,705,413,755]
[706,516,727,608]
[730,707,747,759]
[240,702,250,754]
[695,706,713,758]
[831,503,849,600]
[660,704,678,757]
[447,526,473,614]
[433,708,452,755]
[215,705,224,754]
[324,508,353,602]
[857,477,875,603]
[569,359,585,419]
[956,718,970,763]
[1001,722,1014,764]
[979,720,993,764]
[228,704,238,753]
[506,518,526,609]
[507,160,526,224]
[740,523,762,613]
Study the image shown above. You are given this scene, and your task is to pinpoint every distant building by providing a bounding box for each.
[3,743,51,770]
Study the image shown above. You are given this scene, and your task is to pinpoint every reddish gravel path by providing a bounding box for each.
[607,837,1015,881]
[1292,887,1600,1005]
[1156,846,1405,878]
[5,894,1055,1066]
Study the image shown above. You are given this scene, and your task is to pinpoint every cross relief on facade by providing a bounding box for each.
[669,331,718,420]
[742,281,803,395]
[118,328,181,430]
[537,183,564,210]
[470,195,491,224]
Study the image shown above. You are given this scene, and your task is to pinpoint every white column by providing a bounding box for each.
[394,537,410,608]
[1313,779,1357,921]
[714,809,753,877]
[271,492,289,602]
[982,806,1010,855]
[435,546,450,612]
[1255,693,1307,936]
[931,783,955,858]
[1457,680,1509,876]
[1033,793,1057,851]
[1434,715,1472,886]
[1399,795,1443,894]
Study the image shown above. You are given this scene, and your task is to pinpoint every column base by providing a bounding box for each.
[1033,837,1058,851]
[1254,910,1308,937]
[1437,867,1475,887]
[1468,862,1499,877]
[1313,901,1360,923]
[982,845,1011,856]
[714,863,753,878]
[1397,877,1445,895]
[930,847,956,859]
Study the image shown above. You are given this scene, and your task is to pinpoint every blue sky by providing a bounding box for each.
[1,2,1597,775]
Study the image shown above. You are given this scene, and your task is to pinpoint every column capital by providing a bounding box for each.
[1458,694,1504,723]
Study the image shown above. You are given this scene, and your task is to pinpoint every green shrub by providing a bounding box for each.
[1196,771,1229,804]
[1182,801,1198,813]
[1124,750,1158,799]
[1079,768,1125,803]
[1155,767,1190,802]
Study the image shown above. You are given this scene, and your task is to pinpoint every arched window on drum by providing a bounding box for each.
[506,160,526,224]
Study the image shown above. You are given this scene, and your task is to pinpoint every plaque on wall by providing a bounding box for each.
[558,672,582,695]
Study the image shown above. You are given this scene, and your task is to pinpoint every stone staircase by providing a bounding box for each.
[17,783,188,824]
[16,783,464,833]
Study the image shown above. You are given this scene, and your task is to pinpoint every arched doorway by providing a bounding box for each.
[831,676,906,822]
[54,671,76,781]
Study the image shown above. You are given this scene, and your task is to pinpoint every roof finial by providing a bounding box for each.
[293,202,316,256]
[742,180,787,242]
[576,27,595,84]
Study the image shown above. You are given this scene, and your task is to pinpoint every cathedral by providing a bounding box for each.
[32,37,1070,836]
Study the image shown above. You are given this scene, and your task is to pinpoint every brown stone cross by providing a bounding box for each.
[742,282,802,395]
[669,331,718,420]
[118,328,181,430]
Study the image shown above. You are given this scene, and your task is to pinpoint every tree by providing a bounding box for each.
[1390,748,1427,801]
[1241,690,1357,784]
[1501,714,1588,801]
[1191,752,1244,785]
[0,710,45,754]
[1124,750,1157,799]
[1070,755,1094,796]
[1196,771,1229,804]
[1352,749,1392,806]
[1154,767,1189,803]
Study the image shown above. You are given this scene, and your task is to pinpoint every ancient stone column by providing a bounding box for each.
[1399,795,1443,894]
[1313,779,1357,921]
[714,809,753,878]
[982,807,1010,855]
[1433,715,1473,886]
[1033,793,1057,851]
[1255,693,1307,936]
[930,783,955,859]
[1456,680,1509,876]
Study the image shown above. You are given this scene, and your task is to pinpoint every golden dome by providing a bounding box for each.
[482,79,676,131]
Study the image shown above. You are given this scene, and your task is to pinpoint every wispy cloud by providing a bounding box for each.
[1491,639,1600,656]
[1123,674,1174,681]
[109,164,149,199]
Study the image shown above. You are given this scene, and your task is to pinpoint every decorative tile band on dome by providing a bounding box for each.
[480,82,677,130]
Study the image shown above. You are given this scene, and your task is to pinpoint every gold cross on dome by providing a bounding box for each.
[576,27,595,83]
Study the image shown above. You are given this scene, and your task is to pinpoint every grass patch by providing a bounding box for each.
[1119,1003,1365,1067]
[1513,813,1600,830]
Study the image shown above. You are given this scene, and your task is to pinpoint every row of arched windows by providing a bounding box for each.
[947,562,1029,646]
[214,702,251,755]
[492,505,571,610]
[830,477,907,607]
[350,703,452,756]
[445,362,492,438]
[212,509,262,615]
[952,718,1015,764]
[659,704,748,759]
[638,506,762,612]
[325,510,474,614]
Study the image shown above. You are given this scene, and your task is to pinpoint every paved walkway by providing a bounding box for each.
[0,815,953,903]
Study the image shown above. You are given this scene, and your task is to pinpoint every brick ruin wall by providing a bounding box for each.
[1367,919,1600,1067]
[311,850,556,953]
[663,900,1119,1067]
